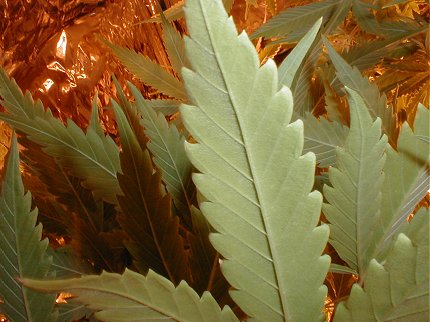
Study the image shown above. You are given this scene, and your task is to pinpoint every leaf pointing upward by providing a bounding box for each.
[0,134,57,322]
[113,100,190,285]
[180,0,330,320]
[322,88,387,279]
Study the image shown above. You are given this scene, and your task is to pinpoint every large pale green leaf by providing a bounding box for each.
[127,85,195,224]
[371,105,429,261]
[250,0,344,39]
[322,88,388,278]
[278,18,322,88]
[303,114,349,168]
[22,269,239,322]
[180,0,330,320]
[0,69,121,204]
[103,41,187,101]
[0,134,57,322]
[113,100,190,284]
[333,214,429,322]
[324,37,397,144]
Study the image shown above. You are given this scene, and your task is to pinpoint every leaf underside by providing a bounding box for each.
[0,69,121,204]
[180,0,330,320]
[0,135,57,322]
[22,269,239,322]
[113,100,190,285]
[334,209,429,322]
[323,88,388,277]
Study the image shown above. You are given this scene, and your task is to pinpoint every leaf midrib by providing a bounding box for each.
[0,116,117,180]
[198,1,288,319]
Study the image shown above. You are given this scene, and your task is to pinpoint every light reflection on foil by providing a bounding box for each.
[56,30,67,59]
[42,78,54,92]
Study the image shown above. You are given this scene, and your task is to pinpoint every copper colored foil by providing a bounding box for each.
[0,0,179,130]
[0,0,283,131]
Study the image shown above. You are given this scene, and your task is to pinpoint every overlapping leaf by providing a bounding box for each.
[250,0,344,39]
[22,269,239,322]
[323,89,388,277]
[278,18,322,88]
[104,41,187,101]
[180,0,330,320]
[48,247,95,322]
[128,84,195,223]
[161,12,189,75]
[334,209,429,321]
[324,38,397,144]
[352,0,422,37]
[113,100,189,284]
[0,69,121,204]
[371,105,429,261]
[0,135,57,322]
[188,206,230,305]
[303,114,349,168]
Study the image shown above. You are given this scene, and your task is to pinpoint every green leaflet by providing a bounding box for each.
[113,100,190,284]
[278,18,322,88]
[161,12,189,75]
[333,210,429,321]
[303,114,349,168]
[188,206,230,303]
[352,0,422,37]
[323,88,388,278]
[250,0,344,39]
[129,84,195,224]
[103,40,187,101]
[48,247,95,322]
[371,105,429,261]
[180,0,330,320]
[19,137,102,234]
[324,37,397,144]
[145,99,180,115]
[0,134,57,322]
[22,269,239,322]
[0,69,121,204]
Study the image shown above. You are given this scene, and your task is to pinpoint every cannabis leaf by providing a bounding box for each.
[104,40,187,101]
[323,37,397,144]
[334,209,429,321]
[128,84,195,224]
[372,104,429,261]
[303,114,349,168]
[0,69,121,204]
[113,100,190,284]
[161,12,189,75]
[22,269,239,322]
[0,134,57,322]
[278,18,322,88]
[251,0,345,39]
[323,88,387,278]
[180,0,330,320]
